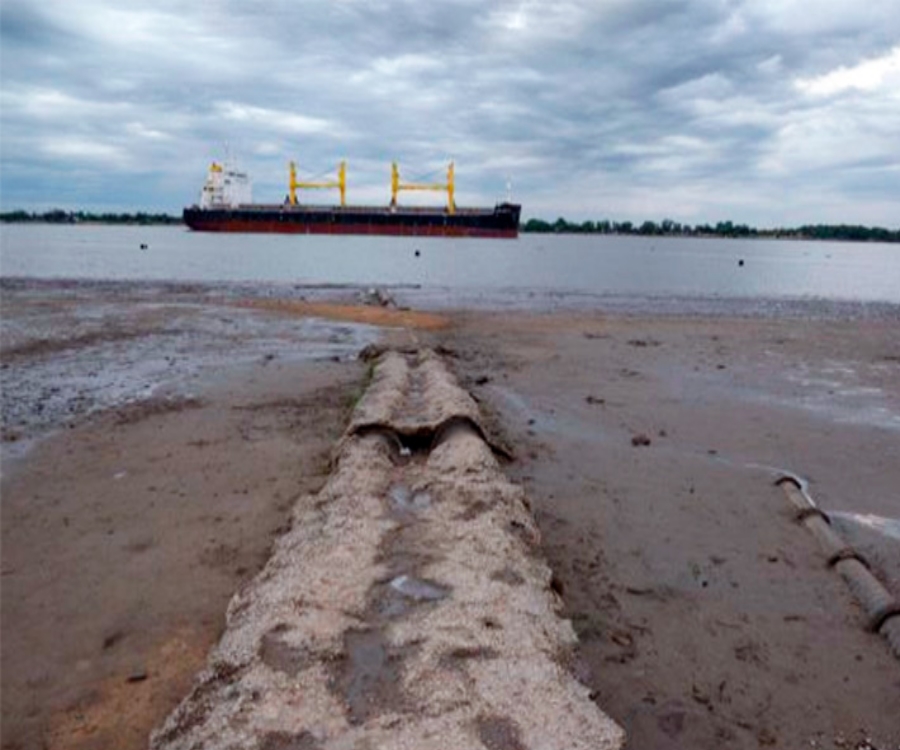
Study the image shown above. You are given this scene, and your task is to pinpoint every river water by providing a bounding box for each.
[2,224,899,310]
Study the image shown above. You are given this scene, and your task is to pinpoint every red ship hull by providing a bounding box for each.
[187,218,515,238]
[183,203,521,239]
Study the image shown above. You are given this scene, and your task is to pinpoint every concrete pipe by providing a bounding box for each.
[834,557,900,633]
[801,514,857,566]
[777,475,900,660]
[879,616,900,659]
[777,477,826,520]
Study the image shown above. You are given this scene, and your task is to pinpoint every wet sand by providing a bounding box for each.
[1,284,384,750]
[2,281,899,750]
[435,312,900,750]
[1,362,359,750]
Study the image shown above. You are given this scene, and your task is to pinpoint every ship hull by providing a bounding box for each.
[183,204,521,238]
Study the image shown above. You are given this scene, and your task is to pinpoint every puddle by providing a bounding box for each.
[669,355,900,433]
[475,714,527,750]
[781,395,900,432]
[741,362,898,432]
[388,485,432,515]
[330,629,415,725]
[829,513,900,543]
[1,295,383,447]
[389,575,449,602]
[717,382,900,433]
[259,627,313,677]
[489,385,606,442]
[0,432,45,467]
[369,574,450,619]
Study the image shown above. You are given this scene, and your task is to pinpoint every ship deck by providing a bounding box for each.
[225,204,510,216]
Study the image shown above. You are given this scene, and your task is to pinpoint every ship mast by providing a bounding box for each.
[289,161,346,207]
[391,162,455,214]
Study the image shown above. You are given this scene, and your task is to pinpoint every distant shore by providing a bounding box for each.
[0,211,182,226]
[2,211,898,242]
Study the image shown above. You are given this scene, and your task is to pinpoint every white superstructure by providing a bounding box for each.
[199,161,252,208]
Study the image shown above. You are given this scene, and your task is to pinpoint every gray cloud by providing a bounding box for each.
[1,0,898,225]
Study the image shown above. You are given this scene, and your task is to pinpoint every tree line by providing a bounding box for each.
[522,217,900,243]
[3,209,897,242]
[0,210,181,225]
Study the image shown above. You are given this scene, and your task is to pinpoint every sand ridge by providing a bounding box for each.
[151,349,624,750]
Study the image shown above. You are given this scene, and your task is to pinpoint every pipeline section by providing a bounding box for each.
[151,349,624,750]
[777,477,900,659]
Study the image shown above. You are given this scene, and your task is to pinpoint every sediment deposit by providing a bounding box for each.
[151,349,624,750]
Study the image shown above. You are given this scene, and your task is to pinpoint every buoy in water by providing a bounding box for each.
[414,249,421,257]
[738,259,744,267]
[140,243,148,250]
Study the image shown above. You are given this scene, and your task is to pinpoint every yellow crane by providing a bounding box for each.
[289,161,346,207]
[391,162,455,214]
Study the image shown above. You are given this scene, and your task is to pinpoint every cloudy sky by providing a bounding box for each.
[1,0,898,225]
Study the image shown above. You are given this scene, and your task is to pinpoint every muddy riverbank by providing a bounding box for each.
[2,280,899,750]
[435,312,900,750]
[1,282,390,750]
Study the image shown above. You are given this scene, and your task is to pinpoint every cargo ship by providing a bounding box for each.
[183,160,520,238]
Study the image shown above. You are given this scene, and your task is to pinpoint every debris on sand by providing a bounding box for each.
[359,287,396,308]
